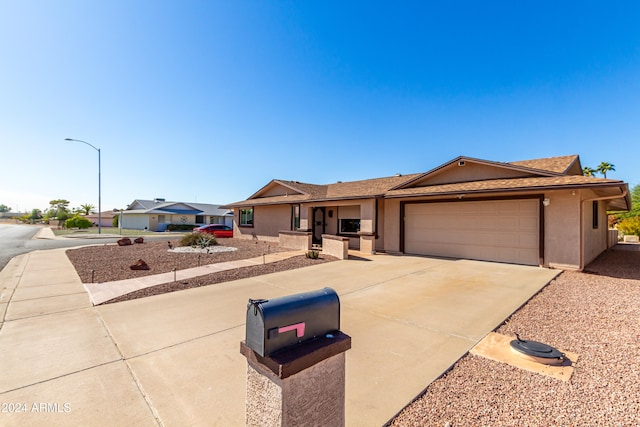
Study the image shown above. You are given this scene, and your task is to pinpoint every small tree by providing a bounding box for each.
[582,167,597,177]
[0,204,11,213]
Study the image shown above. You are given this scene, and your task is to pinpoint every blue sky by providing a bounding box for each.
[1,1,639,213]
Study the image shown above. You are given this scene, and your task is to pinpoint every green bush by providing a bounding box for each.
[180,232,218,248]
[65,215,93,229]
[113,214,119,227]
[305,250,320,259]
[167,224,196,231]
[618,216,640,236]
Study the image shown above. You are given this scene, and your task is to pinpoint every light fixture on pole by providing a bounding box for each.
[65,138,101,234]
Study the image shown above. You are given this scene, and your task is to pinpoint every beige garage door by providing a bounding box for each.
[404,199,540,265]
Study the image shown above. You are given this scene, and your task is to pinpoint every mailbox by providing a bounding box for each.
[245,288,340,357]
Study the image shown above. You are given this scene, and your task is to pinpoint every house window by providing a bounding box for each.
[195,215,204,224]
[291,204,300,230]
[340,218,360,234]
[240,208,254,227]
[592,201,599,229]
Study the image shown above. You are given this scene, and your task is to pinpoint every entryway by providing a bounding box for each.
[312,207,325,246]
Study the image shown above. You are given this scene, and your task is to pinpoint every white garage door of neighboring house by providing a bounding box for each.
[404,199,540,266]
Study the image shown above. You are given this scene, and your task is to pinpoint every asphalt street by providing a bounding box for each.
[0,223,174,270]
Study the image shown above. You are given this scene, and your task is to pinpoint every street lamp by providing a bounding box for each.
[65,138,101,234]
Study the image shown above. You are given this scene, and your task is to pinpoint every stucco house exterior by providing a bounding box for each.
[120,199,233,232]
[85,211,116,228]
[223,155,630,270]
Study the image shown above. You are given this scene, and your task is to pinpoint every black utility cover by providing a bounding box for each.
[510,337,564,359]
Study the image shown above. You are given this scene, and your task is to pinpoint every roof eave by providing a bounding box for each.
[222,193,384,209]
[385,181,629,199]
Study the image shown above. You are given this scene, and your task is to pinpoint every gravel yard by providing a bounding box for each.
[66,238,336,303]
[390,246,640,427]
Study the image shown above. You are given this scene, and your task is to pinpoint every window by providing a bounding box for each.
[240,208,254,227]
[291,204,300,230]
[195,215,204,224]
[340,218,360,234]
[592,201,599,229]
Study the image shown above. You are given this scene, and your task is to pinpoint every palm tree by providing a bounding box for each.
[80,204,95,215]
[596,162,615,179]
[582,166,597,177]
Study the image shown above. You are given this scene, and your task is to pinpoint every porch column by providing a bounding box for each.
[359,233,376,254]
[359,200,376,254]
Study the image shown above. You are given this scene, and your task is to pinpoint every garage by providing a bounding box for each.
[403,198,541,265]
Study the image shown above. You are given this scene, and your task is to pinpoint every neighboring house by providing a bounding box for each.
[120,199,233,232]
[85,211,116,228]
[223,155,630,270]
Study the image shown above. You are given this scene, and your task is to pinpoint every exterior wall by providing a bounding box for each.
[235,205,291,241]
[149,215,159,231]
[157,214,197,231]
[418,163,534,186]
[375,199,386,251]
[322,234,349,259]
[325,207,338,235]
[279,231,312,250]
[382,198,402,253]
[582,191,609,267]
[543,190,582,269]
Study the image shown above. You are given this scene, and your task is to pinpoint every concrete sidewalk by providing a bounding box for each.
[83,250,306,305]
[0,247,560,426]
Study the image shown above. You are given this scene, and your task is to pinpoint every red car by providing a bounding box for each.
[193,224,233,238]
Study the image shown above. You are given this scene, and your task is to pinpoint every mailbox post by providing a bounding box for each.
[241,288,351,427]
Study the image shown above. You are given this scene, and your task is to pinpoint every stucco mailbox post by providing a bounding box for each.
[241,288,351,426]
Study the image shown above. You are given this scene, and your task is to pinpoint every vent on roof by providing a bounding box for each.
[458,161,466,167]
[154,198,165,203]
[395,173,402,177]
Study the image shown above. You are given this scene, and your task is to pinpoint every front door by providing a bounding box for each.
[312,207,325,245]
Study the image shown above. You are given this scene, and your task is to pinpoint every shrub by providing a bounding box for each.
[305,250,320,259]
[618,216,640,236]
[180,232,217,248]
[65,215,93,229]
[167,224,197,231]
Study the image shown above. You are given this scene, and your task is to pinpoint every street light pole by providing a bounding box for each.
[65,138,101,234]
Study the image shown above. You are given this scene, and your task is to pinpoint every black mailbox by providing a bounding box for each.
[245,288,340,357]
